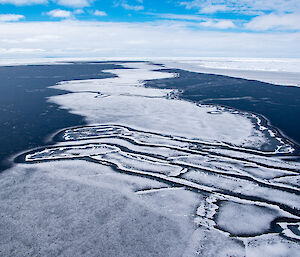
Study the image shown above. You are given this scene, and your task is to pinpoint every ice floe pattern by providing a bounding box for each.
[9,62,300,256]
[21,123,300,256]
[48,62,292,152]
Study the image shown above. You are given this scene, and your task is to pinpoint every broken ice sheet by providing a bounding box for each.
[50,63,276,149]
[2,62,300,256]
[0,161,196,257]
[246,233,300,257]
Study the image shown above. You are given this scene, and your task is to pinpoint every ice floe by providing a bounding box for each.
[49,62,289,151]
[1,61,299,256]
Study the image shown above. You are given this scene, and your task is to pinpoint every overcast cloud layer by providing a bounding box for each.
[0,0,300,58]
[1,20,299,58]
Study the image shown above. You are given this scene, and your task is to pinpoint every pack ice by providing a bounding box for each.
[1,62,299,257]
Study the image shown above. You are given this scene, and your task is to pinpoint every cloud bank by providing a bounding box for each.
[180,0,300,15]
[94,10,107,17]
[0,0,46,4]
[54,0,93,8]
[180,0,300,31]
[246,13,300,31]
[47,9,72,18]
[0,0,93,7]
[0,20,299,58]
[0,14,24,21]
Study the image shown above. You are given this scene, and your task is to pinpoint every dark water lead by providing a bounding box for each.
[146,68,300,149]
[1,62,300,172]
[0,62,128,172]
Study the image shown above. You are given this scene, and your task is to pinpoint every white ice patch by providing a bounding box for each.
[49,62,270,149]
[246,234,300,257]
[272,175,300,188]
[183,227,245,257]
[216,201,279,236]
[25,144,119,161]
[0,161,197,257]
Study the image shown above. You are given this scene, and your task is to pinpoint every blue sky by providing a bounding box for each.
[0,0,300,58]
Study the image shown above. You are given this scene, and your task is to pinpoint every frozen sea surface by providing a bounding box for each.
[1,61,300,256]
[145,65,300,146]
[162,58,300,87]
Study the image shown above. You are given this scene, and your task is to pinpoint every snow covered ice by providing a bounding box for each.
[1,62,299,256]
[162,58,300,87]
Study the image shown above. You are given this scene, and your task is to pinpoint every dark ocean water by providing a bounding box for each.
[0,62,125,172]
[146,68,300,146]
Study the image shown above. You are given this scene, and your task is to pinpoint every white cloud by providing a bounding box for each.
[54,0,92,8]
[115,0,144,11]
[74,9,84,14]
[0,20,299,58]
[0,0,93,6]
[180,0,300,15]
[0,47,45,53]
[199,4,230,14]
[0,0,46,4]
[153,13,204,21]
[246,13,300,31]
[121,3,144,11]
[149,13,235,29]
[23,34,61,42]
[0,14,24,21]
[47,9,72,18]
[201,20,235,29]
[94,10,108,16]
[178,1,300,31]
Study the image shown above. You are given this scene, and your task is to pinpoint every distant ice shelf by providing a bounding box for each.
[162,58,300,87]
[2,57,299,87]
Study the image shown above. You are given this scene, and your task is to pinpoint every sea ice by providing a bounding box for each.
[1,61,299,256]
[49,62,273,149]
[0,161,196,257]
[216,201,279,236]
[162,58,300,87]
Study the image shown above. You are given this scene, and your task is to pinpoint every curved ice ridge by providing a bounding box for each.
[15,61,299,255]
[20,123,300,243]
